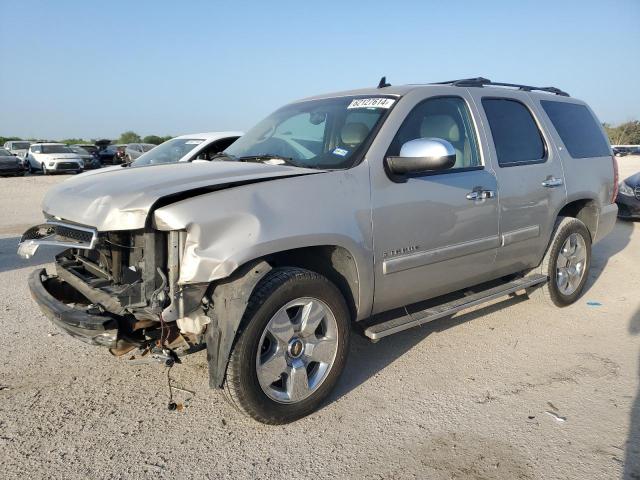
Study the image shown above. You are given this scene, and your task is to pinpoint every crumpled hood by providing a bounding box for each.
[42,161,321,231]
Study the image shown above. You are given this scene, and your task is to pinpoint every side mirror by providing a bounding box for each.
[385,138,456,178]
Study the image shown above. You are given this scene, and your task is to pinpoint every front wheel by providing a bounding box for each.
[222,268,350,424]
[528,217,591,307]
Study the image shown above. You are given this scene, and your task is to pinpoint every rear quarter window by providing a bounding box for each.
[540,100,610,158]
[482,98,545,166]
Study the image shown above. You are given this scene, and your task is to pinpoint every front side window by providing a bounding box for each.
[225,96,395,169]
[540,100,610,159]
[482,98,545,166]
[387,96,481,169]
[31,146,41,153]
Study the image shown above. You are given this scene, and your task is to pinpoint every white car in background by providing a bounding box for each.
[130,131,243,167]
[3,140,31,160]
[24,143,84,175]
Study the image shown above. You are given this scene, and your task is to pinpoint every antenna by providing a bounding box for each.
[377,76,391,89]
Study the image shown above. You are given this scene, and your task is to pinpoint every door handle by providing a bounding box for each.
[466,189,495,201]
[542,177,564,188]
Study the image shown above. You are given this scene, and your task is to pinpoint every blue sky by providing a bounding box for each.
[1,0,638,139]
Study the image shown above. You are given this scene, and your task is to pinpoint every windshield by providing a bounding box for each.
[80,145,98,154]
[11,142,30,150]
[132,138,204,166]
[41,145,73,154]
[0,148,12,156]
[224,96,395,169]
[69,146,90,155]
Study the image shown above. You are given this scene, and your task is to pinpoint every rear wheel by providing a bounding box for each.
[222,268,350,424]
[527,217,591,307]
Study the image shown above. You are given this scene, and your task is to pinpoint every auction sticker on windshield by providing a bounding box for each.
[347,98,395,109]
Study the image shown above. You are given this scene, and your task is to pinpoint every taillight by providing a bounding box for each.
[611,155,619,203]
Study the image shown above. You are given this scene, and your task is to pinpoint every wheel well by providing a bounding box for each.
[557,199,598,240]
[264,246,359,321]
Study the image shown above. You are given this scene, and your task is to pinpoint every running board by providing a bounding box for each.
[364,274,547,340]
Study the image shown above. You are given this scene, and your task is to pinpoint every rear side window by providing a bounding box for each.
[482,98,545,166]
[540,101,610,158]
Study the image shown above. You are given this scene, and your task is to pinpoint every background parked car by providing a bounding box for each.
[24,143,84,174]
[613,146,633,157]
[76,144,99,155]
[617,173,640,219]
[97,144,128,164]
[67,145,101,169]
[124,143,155,162]
[3,140,31,160]
[0,147,25,176]
[130,132,242,166]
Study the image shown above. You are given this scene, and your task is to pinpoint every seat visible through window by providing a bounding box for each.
[388,96,480,169]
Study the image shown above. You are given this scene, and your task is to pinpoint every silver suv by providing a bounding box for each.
[18,77,618,424]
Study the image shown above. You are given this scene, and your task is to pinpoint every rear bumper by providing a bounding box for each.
[28,268,119,348]
[616,194,640,219]
[593,203,618,244]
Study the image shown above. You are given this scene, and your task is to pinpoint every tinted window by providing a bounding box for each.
[482,98,545,166]
[388,96,481,169]
[540,101,610,158]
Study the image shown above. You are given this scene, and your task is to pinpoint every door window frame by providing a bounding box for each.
[384,95,485,177]
[481,96,549,168]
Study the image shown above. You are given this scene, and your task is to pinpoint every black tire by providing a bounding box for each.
[27,162,34,174]
[42,165,48,175]
[222,267,351,424]
[527,217,592,307]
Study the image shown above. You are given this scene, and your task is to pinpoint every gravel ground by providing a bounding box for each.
[0,163,639,480]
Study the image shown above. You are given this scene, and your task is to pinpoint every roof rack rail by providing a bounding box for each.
[431,77,570,97]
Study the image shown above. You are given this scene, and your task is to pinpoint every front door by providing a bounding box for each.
[370,93,500,314]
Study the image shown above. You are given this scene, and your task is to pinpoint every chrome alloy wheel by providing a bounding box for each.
[256,297,339,403]
[555,232,587,296]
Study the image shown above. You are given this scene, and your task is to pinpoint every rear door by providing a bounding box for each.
[468,89,567,272]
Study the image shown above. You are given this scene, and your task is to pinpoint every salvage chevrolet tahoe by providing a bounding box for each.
[18,77,618,424]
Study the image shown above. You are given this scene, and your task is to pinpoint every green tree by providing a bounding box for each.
[118,131,141,144]
[142,135,164,145]
[0,136,23,145]
[60,138,91,145]
[604,120,640,145]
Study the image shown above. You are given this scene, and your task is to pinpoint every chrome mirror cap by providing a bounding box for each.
[386,138,456,177]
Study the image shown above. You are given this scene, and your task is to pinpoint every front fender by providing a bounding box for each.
[153,168,374,318]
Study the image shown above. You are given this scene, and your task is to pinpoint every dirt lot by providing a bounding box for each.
[0,161,639,479]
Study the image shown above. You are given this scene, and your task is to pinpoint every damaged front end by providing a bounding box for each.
[20,221,211,358]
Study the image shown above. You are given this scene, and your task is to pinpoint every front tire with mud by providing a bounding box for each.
[223,267,351,424]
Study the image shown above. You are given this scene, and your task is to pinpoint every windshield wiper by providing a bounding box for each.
[237,155,306,168]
